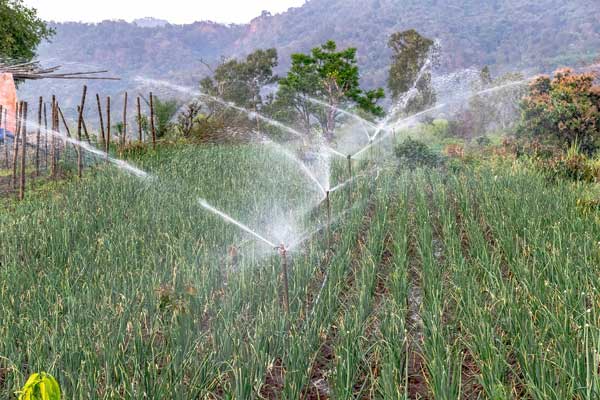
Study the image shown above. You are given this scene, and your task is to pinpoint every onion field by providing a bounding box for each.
[1,144,599,399]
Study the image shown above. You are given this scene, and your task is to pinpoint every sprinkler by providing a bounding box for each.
[347,154,353,202]
[278,244,290,314]
[325,190,331,249]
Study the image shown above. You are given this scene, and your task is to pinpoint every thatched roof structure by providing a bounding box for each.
[0,60,119,81]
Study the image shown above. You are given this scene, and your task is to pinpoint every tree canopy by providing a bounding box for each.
[387,29,438,114]
[518,68,600,154]
[277,40,384,141]
[0,0,54,61]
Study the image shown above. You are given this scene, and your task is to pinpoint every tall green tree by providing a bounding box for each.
[0,0,54,61]
[200,49,278,133]
[387,29,438,114]
[277,40,384,141]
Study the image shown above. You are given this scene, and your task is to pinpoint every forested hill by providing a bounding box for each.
[24,0,600,104]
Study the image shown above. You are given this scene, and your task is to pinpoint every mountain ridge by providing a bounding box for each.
[21,0,600,108]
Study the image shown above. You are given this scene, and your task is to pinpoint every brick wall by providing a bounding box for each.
[0,73,17,134]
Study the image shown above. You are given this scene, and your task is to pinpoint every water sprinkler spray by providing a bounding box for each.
[278,244,290,314]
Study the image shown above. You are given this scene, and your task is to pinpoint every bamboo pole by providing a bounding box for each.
[149,92,156,149]
[19,102,27,201]
[76,85,87,178]
[96,94,105,148]
[136,96,142,143]
[35,97,42,176]
[122,92,128,148]
[106,97,111,157]
[12,102,21,188]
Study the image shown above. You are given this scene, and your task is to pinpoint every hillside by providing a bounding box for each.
[21,0,600,106]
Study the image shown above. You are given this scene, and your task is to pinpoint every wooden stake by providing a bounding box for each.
[326,190,331,249]
[54,99,61,175]
[12,102,21,189]
[279,245,290,315]
[57,106,73,138]
[136,96,142,143]
[19,102,28,201]
[35,97,42,176]
[106,96,111,155]
[76,85,87,178]
[43,103,48,169]
[77,106,91,143]
[96,94,105,148]
[149,92,156,149]
[122,91,128,148]
[50,96,56,177]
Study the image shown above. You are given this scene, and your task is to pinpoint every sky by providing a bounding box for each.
[22,0,307,24]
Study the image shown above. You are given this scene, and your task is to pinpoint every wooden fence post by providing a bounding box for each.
[106,96,111,157]
[150,92,156,149]
[137,96,142,143]
[96,94,105,148]
[76,85,87,178]
[122,92,128,148]
[36,97,42,176]
[43,102,48,170]
[50,96,56,177]
[19,102,27,200]
[12,102,21,188]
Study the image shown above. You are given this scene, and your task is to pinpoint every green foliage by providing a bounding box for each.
[0,0,54,61]
[153,97,179,138]
[201,48,278,110]
[518,68,600,154]
[16,372,61,400]
[387,29,438,113]
[537,145,600,183]
[394,137,442,169]
[276,40,384,140]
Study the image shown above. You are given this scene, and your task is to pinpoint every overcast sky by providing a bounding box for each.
[23,0,306,24]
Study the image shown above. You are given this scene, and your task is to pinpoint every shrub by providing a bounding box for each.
[474,136,492,146]
[538,145,600,183]
[518,68,600,155]
[394,137,442,169]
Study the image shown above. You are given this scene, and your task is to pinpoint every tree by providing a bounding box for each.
[0,0,54,61]
[176,100,204,137]
[518,68,600,154]
[200,49,278,133]
[277,40,384,141]
[387,29,438,114]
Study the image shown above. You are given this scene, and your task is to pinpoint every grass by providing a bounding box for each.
[1,140,599,399]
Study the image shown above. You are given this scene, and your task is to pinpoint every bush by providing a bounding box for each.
[518,68,600,155]
[474,136,492,146]
[394,137,442,169]
[537,146,600,183]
